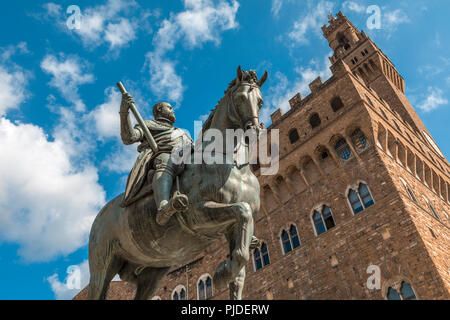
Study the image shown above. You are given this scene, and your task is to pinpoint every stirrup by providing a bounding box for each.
[156,192,189,226]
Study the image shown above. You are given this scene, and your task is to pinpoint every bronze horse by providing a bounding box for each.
[87,67,267,300]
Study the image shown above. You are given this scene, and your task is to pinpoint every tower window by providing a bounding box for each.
[253,242,270,271]
[312,205,336,236]
[280,225,301,254]
[198,275,213,300]
[348,183,375,214]
[331,97,344,112]
[288,128,300,144]
[172,286,187,300]
[386,281,417,300]
[309,113,321,129]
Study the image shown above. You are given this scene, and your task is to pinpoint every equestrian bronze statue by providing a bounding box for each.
[87,66,268,300]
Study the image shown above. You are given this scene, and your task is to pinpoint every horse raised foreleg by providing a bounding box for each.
[197,201,254,300]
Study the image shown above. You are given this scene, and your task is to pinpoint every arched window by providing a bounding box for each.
[197,275,213,300]
[335,138,352,160]
[330,97,344,112]
[253,242,270,271]
[348,183,374,214]
[312,205,336,235]
[288,128,300,144]
[387,282,417,300]
[280,225,301,254]
[172,286,187,300]
[309,113,321,129]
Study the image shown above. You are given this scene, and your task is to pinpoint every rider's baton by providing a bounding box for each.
[117,82,159,153]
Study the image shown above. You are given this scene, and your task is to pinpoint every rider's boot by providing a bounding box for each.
[153,165,188,226]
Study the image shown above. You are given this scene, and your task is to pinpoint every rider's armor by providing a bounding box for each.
[120,100,191,226]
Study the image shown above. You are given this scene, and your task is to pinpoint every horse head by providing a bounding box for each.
[228,66,268,135]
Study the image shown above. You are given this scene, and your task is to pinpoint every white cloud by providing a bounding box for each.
[0,118,106,262]
[42,2,62,17]
[417,87,448,113]
[271,0,283,17]
[104,18,137,49]
[342,1,366,13]
[383,9,410,30]
[0,43,31,116]
[89,87,122,140]
[146,53,185,105]
[261,55,332,125]
[41,54,94,112]
[287,1,334,46]
[146,0,240,106]
[0,67,29,116]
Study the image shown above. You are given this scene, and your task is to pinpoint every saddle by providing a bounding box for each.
[120,169,157,208]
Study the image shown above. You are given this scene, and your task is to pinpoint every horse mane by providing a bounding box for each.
[201,70,259,133]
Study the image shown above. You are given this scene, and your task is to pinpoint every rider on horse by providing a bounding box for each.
[119,95,191,226]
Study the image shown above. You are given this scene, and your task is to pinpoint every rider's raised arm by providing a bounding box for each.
[119,93,143,145]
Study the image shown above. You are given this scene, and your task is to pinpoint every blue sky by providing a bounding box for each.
[0,0,449,300]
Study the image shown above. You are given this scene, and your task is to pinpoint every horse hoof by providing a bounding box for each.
[213,260,233,290]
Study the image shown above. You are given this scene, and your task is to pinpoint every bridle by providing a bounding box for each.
[227,82,261,130]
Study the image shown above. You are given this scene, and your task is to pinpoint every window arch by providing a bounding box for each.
[253,242,270,271]
[172,285,187,300]
[330,97,344,112]
[288,128,300,144]
[347,183,375,214]
[335,138,352,160]
[312,205,336,236]
[197,274,213,300]
[280,225,301,254]
[309,113,321,129]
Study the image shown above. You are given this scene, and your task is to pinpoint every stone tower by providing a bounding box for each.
[75,12,450,300]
